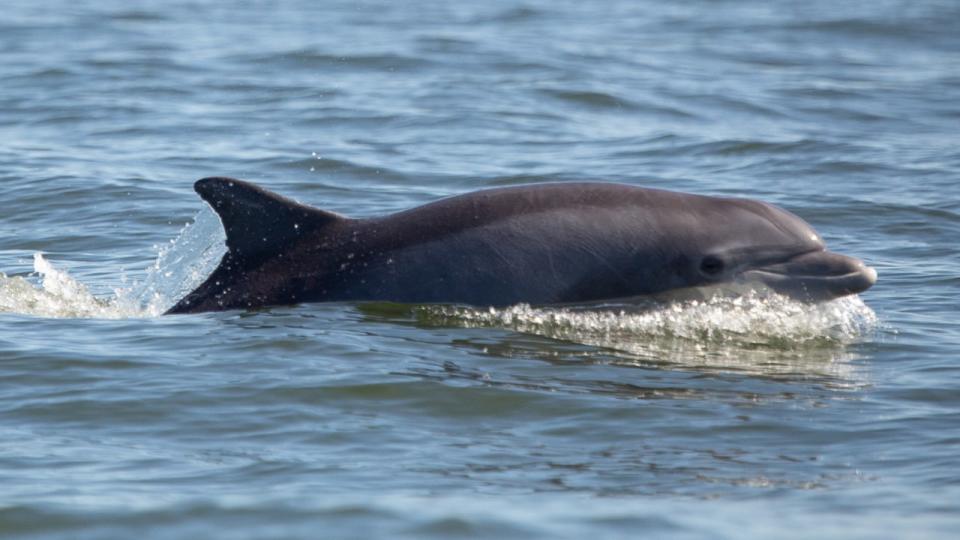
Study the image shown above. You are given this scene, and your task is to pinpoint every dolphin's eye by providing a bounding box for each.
[700,256,724,276]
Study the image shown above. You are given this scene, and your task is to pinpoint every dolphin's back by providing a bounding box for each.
[348,183,691,304]
[167,180,688,313]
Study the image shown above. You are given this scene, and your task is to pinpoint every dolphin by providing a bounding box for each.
[165,177,876,314]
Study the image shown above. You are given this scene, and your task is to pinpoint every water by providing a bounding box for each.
[1,0,958,538]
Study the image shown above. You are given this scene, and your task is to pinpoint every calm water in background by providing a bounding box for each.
[2,0,959,538]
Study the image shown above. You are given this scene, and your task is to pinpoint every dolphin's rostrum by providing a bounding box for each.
[166,178,876,314]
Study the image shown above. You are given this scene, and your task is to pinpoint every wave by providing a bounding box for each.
[229,50,432,71]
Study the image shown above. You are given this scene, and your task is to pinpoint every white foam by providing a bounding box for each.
[416,294,879,378]
[422,293,877,343]
[0,254,129,319]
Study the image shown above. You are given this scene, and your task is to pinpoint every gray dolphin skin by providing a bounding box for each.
[165,178,877,314]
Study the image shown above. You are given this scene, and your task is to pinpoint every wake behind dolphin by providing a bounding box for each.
[166,178,876,314]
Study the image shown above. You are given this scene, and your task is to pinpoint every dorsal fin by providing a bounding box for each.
[194,177,344,263]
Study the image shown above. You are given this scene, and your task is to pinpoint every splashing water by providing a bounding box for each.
[134,207,227,315]
[409,294,879,378]
[0,207,226,319]
[420,293,877,344]
[0,254,129,319]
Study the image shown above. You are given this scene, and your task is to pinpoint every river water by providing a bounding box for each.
[1,1,958,538]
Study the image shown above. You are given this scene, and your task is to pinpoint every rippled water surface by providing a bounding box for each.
[2,0,959,538]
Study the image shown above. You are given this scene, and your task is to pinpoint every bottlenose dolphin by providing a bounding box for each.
[166,178,876,314]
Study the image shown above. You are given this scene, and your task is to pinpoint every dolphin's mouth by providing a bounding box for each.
[741,249,877,301]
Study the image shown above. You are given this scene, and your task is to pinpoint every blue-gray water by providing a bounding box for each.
[2,1,958,538]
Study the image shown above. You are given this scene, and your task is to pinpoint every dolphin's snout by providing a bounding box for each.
[785,250,876,295]
[744,250,877,300]
[860,264,879,290]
